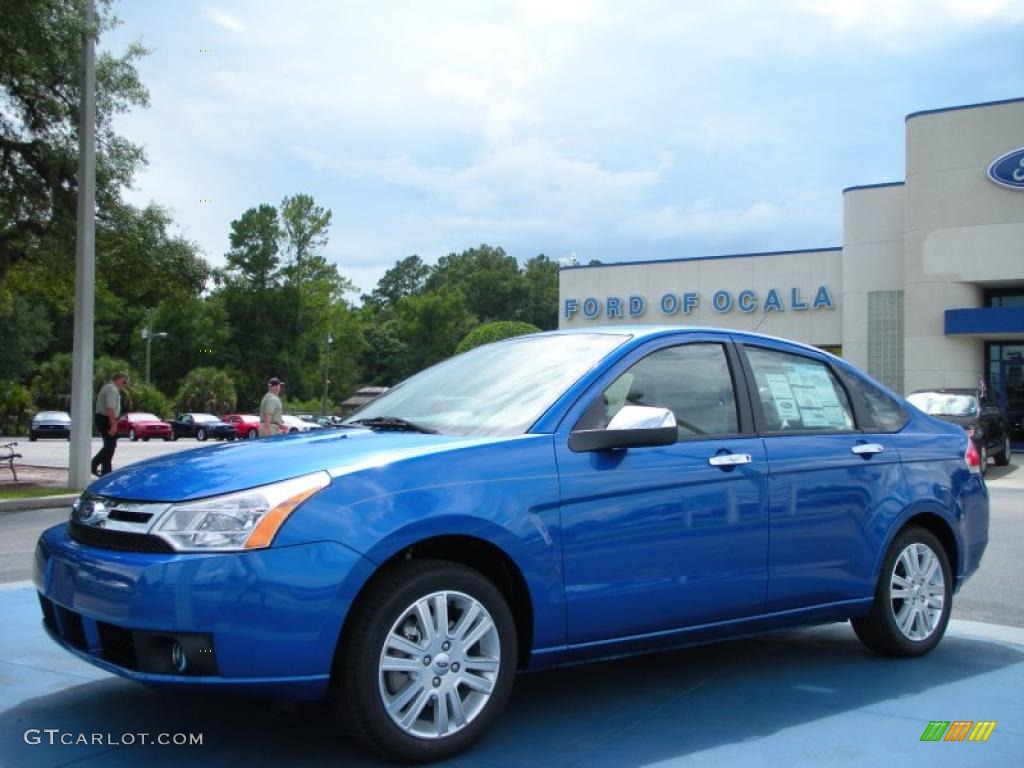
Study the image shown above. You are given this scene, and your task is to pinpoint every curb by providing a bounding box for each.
[0,494,77,515]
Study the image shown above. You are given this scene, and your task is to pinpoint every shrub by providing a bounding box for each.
[175,368,237,415]
[455,321,541,355]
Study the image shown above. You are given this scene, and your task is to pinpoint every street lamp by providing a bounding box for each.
[141,326,168,385]
[322,334,334,416]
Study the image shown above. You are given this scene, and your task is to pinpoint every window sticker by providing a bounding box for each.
[765,373,800,421]
[759,361,849,430]
[785,363,845,428]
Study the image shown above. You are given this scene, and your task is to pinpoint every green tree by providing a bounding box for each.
[425,245,523,322]
[280,193,332,281]
[0,380,34,436]
[363,254,430,312]
[222,204,281,290]
[122,381,171,419]
[0,0,149,277]
[0,289,52,381]
[175,367,237,415]
[138,296,230,397]
[455,321,541,354]
[519,254,559,329]
[394,288,476,376]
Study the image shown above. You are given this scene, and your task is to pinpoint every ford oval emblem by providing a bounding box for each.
[987,147,1024,190]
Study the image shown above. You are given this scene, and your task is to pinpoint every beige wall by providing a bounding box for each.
[559,249,843,347]
[904,100,1024,391]
[841,183,906,371]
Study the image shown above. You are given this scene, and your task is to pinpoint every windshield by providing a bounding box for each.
[907,392,978,417]
[35,411,69,421]
[344,333,628,436]
[192,414,218,423]
[129,413,160,421]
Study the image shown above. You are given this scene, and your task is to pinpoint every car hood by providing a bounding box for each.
[87,429,507,502]
[131,420,169,427]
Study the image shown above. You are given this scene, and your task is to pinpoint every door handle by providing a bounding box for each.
[851,443,885,456]
[708,453,753,467]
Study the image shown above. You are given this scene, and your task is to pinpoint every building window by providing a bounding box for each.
[985,289,1024,308]
[868,291,904,394]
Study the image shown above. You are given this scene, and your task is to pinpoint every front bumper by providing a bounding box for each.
[34,523,375,700]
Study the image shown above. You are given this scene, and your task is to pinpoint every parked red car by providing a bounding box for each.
[223,413,261,440]
[117,412,172,442]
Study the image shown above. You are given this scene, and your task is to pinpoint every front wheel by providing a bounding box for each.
[196,428,207,441]
[852,526,952,657]
[129,429,137,442]
[334,560,517,763]
[246,429,257,440]
[995,434,1012,466]
[29,432,37,442]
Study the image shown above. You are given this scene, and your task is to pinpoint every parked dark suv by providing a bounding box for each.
[907,388,1012,473]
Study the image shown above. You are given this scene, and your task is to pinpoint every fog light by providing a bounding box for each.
[171,640,187,673]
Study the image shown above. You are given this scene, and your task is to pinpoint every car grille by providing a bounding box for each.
[69,521,175,553]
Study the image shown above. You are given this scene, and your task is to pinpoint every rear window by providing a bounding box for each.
[842,374,908,433]
[906,392,977,417]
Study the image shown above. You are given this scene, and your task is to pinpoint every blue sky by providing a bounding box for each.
[102,1,1024,298]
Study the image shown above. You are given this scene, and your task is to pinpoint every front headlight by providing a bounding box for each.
[153,472,330,551]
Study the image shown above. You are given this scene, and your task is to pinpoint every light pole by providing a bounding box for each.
[321,334,334,416]
[142,327,168,385]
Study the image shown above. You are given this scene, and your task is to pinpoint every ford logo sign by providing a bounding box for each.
[987,147,1024,190]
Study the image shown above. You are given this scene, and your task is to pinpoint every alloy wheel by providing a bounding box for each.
[889,542,945,642]
[377,590,501,740]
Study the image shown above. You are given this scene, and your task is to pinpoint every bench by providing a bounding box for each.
[1,442,22,481]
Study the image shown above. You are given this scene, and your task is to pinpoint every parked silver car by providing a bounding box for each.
[29,411,71,441]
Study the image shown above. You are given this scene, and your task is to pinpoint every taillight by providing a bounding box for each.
[965,439,982,474]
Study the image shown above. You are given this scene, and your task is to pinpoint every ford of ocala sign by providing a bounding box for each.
[987,147,1024,190]
[564,286,834,320]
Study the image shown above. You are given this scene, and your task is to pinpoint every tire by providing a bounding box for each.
[129,429,138,442]
[171,433,178,442]
[246,429,257,440]
[995,433,1012,467]
[333,560,517,763]
[851,525,952,658]
[289,428,298,433]
[29,432,37,442]
[196,428,207,441]
[163,436,171,442]
[142,436,150,442]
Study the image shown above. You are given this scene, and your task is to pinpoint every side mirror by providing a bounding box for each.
[569,406,677,453]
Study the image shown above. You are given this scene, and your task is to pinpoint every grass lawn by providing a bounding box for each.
[0,487,75,500]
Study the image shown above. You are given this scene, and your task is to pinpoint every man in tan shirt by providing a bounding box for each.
[91,372,128,476]
[259,377,285,438]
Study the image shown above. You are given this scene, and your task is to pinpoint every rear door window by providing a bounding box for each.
[744,346,855,432]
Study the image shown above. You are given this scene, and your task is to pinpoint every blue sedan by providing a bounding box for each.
[34,328,988,762]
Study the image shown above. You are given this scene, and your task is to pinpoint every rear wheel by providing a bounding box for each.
[129,429,137,442]
[334,560,517,763]
[995,433,1012,466]
[196,428,207,441]
[852,526,952,657]
[29,432,37,442]
[246,429,257,440]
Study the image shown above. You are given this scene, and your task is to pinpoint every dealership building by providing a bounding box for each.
[559,97,1024,440]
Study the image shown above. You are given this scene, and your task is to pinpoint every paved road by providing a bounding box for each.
[1,434,223,470]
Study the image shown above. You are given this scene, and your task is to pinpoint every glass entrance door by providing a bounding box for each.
[988,342,1024,449]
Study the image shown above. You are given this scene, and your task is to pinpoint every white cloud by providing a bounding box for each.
[205,7,245,32]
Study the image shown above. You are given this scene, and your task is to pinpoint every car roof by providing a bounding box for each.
[528,326,841,360]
